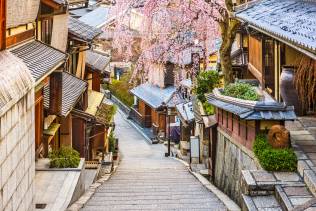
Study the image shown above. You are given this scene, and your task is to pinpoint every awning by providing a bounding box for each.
[73,102,115,127]
[235,0,316,57]
[44,72,87,117]
[10,40,67,83]
[130,83,177,109]
[86,50,110,74]
[79,7,110,28]
[95,103,116,126]
[68,17,102,42]
[85,90,105,116]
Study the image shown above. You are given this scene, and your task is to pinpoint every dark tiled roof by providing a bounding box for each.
[79,7,110,28]
[235,0,316,54]
[86,50,110,73]
[68,17,102,42]
[176,101,194,124]
[192,96,203,123]
[205,93,296,120]
[167,92,186,108]
[10,40,67,82]
[44,72,87,117]
[130,83,176,109]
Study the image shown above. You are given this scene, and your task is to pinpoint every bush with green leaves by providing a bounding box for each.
[49,147,81,168]
[108,131,117,153]
[253,134,297,171]
[203,102,215,115]
[196,70,220,103]
[223,82,259,101]
[108,72,134,106]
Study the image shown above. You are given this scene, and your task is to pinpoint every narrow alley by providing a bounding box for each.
[81,111,227,210]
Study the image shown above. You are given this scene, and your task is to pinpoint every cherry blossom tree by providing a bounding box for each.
[108,0,239,84]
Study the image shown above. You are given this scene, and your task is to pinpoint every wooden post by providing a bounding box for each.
[0,0,6,50]
[49,72,63,115]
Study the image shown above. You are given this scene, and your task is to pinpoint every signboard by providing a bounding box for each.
[190,136,200,159]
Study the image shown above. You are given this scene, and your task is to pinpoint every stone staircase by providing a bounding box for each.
[240,170,316,210]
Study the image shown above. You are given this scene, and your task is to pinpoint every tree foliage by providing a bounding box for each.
[109,0,239,84]
[195,70,220,103]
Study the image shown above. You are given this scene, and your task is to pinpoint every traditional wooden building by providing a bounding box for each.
[235,0,316,114]
[5,0,71,159]
[130,83,178,137]
[68,16,102,78]
[204,87,296,201]
[10,41,67,158]
[85,49,111,91]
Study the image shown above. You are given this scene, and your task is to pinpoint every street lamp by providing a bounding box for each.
[165,107,172,157]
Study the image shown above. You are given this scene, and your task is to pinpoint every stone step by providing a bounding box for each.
[242,194,282,211]
[275,184,314,210]
[241,170,302,196]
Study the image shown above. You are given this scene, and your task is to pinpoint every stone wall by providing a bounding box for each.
[214,128,260,205]
[0,89,35,211]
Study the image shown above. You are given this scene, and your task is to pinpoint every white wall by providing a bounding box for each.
[0,89,35,211]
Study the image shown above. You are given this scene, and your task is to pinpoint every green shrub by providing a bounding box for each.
[108,72,134,107]
[253,134,297,171]
[203,102,215,115]
[49,147,81,168]
[196,70,220,103]
[223,82,259,101]
[108,131,117,153]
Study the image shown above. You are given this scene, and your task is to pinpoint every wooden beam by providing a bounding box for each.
[6,29,35,48]
[49,72,63,115]
[41,0,61,10]
[0,0,6,50]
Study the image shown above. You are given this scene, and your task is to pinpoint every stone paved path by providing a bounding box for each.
[81,111,226,211]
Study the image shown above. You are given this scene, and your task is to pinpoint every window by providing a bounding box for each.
[41,18,53,45]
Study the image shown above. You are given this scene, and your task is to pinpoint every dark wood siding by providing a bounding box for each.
[72,117,86,158]
[92,71,101,92]
[6,29,35,48]
[0,0,6,50]
[35,89,44,155]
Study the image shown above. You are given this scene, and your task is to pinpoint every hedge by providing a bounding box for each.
[223,82,259,101]
[253,134,297,171]
[49,147,81,168]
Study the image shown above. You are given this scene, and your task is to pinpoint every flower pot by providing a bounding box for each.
[280,66,300,114]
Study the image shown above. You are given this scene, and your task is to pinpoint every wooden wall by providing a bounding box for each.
[92,71,101,92]
[35,89,44,152]
[60,114,72,147]
[217,108,257,150]
[248,35,263,82]
[151,109,159,127]
[72,117,86,158]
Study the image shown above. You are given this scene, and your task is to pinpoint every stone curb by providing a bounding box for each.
[66,165,119,211]
[171,157,241,211]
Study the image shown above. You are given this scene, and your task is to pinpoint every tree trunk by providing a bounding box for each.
[219,18,240,85]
